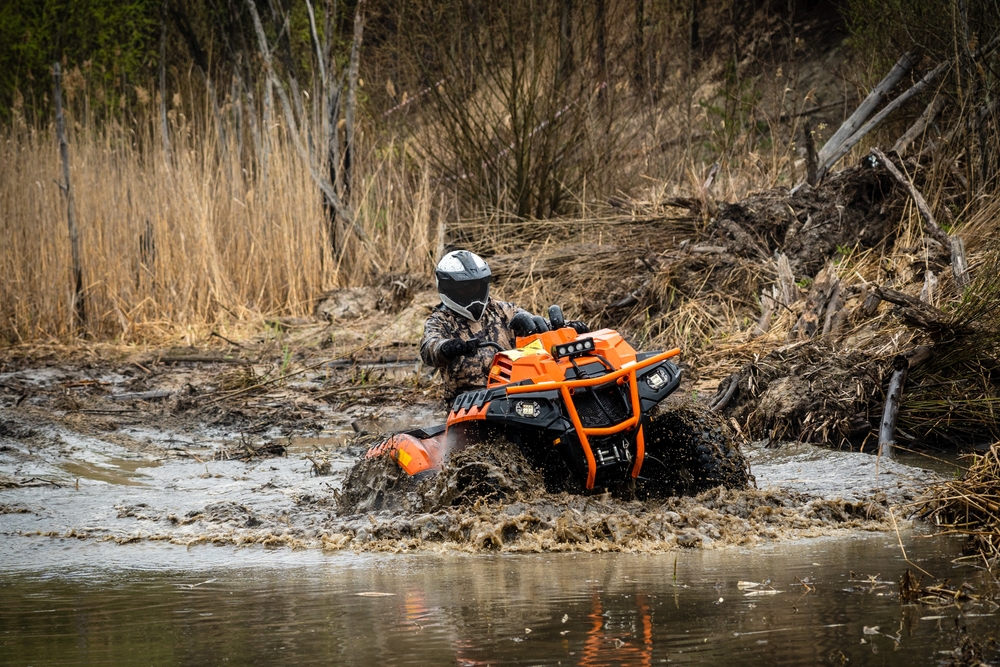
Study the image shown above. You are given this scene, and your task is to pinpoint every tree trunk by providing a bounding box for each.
[344,0,366,204]
[595,0,607,91]
[159,2,171,160]
[632,0,646,95]
[804,119,818,185]
[878,356,908,458]
[557,0,574,89]
[53,63,86,331]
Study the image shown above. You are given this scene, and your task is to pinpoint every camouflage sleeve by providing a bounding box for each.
[493,300,531,348]
[420,311,451,367]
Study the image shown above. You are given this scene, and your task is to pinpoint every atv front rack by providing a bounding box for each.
[504,347,680,489]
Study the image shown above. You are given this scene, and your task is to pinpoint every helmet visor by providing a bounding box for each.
[440,276,490,309]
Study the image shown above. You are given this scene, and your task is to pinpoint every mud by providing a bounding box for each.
[0,346,944,556]
[477,157,997,451]
[720,341,885,447]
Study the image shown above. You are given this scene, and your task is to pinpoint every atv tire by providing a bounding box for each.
[420,435,544,509]
[337,452,421,515]
[641,402,753,496]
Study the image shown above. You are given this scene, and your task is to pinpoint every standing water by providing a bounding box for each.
[0,530,990,666]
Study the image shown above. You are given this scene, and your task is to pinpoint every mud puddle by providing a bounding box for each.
[2,350,996,664]
[1,422,942,554]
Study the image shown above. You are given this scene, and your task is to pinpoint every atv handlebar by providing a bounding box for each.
[477,341,503,352]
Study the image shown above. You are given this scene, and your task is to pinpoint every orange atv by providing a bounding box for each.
[364,306,750,497]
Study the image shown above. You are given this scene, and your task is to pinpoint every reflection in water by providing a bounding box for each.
[0,533,992,666]
[580,593,653,667]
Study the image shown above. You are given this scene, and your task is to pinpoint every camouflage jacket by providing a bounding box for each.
[420,298,528,401]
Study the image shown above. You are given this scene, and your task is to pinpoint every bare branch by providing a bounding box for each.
[244,0,366,241]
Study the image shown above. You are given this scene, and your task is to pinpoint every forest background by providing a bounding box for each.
[1,0,998,347]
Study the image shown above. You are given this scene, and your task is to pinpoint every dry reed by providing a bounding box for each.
[921,442,1000,564]
[0,76,446,344]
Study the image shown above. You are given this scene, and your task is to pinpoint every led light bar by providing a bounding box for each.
[551,337,595,359]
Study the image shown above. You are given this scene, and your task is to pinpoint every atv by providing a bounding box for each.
[361,306,750,500]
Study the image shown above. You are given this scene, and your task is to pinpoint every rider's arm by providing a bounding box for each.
[419,311,453,368]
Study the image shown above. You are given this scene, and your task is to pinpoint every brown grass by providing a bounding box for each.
[0,77,445,344]
[921,443,1000,564]
[0,20,919,348]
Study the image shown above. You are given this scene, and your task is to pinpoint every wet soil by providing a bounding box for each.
[0,346,947,556]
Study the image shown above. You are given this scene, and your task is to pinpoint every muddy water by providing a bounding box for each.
[1,532,990,666]
[0,358,989,663]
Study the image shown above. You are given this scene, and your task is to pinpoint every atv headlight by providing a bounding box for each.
[551,337,595,359]
[644,366,672,391]
[515,400,541,418]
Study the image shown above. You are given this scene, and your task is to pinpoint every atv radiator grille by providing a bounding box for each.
[572,383,630,427]
[495,359,513,382]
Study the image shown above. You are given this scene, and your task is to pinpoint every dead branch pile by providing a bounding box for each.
[920,443,1000,564]
[475,148,1000,449]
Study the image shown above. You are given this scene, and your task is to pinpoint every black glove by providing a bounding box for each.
[567,320,590,334]
[439,338,480,360]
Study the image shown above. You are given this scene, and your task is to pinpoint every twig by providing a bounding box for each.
[210,331,243,348]
[889,506,935,579]
[871,148,970,287]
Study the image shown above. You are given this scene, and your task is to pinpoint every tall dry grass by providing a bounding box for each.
[0,6,869,346]
[0,79,444,344]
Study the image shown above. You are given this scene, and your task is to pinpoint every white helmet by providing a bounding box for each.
[435,250,492,320]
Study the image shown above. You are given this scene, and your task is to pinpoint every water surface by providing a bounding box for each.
[2,531,989,666]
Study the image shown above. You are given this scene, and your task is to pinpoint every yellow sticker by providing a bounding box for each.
[523,339,545,354]
[505,338,546,361]
[397,448,412,467]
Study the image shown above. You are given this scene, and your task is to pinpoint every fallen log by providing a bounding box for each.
[893,97,947,155]
[110,390,174,402]
[816,51,916,169]
[873,285,951,330]
[817,60,951,181]
[711,373,741,412]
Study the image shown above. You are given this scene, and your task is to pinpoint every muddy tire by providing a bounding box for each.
[640,402,753,496]
[421,435,545,509]
[337,452,421,515]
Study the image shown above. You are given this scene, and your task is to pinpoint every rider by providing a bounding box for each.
[420,250,586,403]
